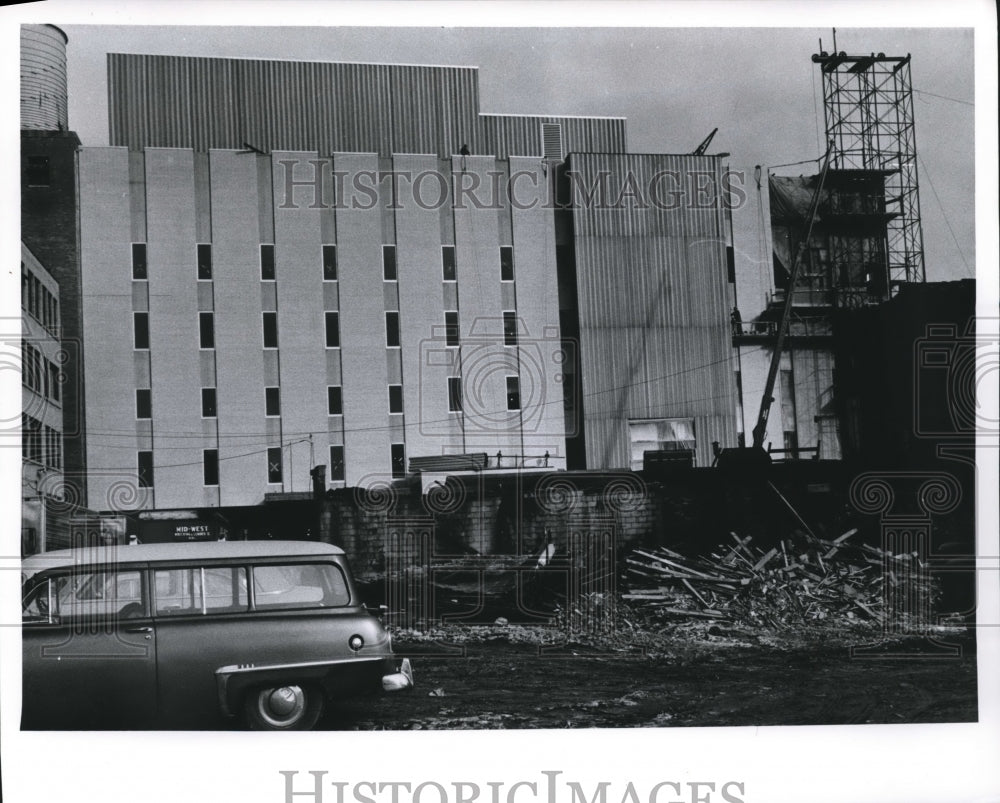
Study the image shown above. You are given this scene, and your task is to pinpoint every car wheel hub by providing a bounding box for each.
[258,686,306,725]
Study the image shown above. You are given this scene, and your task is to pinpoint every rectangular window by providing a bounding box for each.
[325,312,340,348]
[382,245,397,281]
[132,243,148,280]
[260,244,275,281]
[26,155,50,187]
[265,386,281,417]
[503,310,518,347]
[252,564,350,611]
[266,447,282,484]
[327,386,343,415]
[329,445,345,482]
[138,450,154,488]
[48,362,60,403]
[201,387,217,418]
[262,311,278,349]
[322,244,338,281]
[134,312,150,350]
[388,385,403,414]
[445,311,459,348]
[442,246,456,281]
[136,389,152,419]
[391,443,406,479]
[500,246,515,281]
[199,312,215,349]
[448,377,463,412]
[506,376,521,410]
[203,449,219,486]
[154,566,248,616]
[385,311,400,348]
[779,369,798,455]
[197,244,212,280]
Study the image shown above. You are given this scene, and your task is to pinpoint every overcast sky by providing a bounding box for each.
[58,23,977,308]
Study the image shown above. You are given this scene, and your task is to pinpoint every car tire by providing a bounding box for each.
[243,684,324,730]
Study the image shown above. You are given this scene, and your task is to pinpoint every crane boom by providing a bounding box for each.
[693,128,718,156]
[750,142,835,451]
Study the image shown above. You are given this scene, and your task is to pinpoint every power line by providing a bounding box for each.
[913,88,974,108]
[917,153,974,278]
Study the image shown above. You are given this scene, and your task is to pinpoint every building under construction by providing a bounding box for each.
[734,47,928,462]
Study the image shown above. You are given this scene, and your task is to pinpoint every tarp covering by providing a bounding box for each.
[768,174,829,224]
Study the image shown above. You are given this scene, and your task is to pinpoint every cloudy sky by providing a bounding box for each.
[57,21,979,311]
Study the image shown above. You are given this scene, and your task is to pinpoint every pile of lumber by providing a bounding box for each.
[625,530,937,629]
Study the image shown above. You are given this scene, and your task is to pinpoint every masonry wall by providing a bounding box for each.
[319,465,861,578]
[21,131,86,498]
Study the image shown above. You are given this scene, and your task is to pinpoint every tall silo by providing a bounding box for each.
[21,24,69,131]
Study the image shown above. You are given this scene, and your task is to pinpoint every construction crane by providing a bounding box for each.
[693,128,718,156]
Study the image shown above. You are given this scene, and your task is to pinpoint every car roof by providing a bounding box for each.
[21,540,346,580]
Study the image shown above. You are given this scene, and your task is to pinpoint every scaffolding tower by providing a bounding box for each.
[811,50,926,292]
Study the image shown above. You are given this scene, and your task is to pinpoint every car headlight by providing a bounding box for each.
[349,634,364,651]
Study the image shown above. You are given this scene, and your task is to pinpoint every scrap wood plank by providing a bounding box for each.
[766,480,816,539]
[634,551,717,580]
[834,528,859,544]
[723,534,754,563]
[852,599,879,619]
[753,548,779,572]
[658,607,728,619]
[680,578,713,609]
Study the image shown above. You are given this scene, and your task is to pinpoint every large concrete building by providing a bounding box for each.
[72,53,739,523]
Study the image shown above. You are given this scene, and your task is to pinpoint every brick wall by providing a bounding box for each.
[319,465,864,574]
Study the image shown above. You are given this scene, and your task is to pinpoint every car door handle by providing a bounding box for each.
[125,626,152,634]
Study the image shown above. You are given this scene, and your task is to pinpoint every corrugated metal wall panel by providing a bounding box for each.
[391,66,439,155]
[481,115,627,159]
[439,67,482,157]
[108,55,624,160]
[569,153,737,469]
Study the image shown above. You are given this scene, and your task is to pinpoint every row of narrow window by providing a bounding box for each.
[136,442,402,489]
[21,263,60,337]
[21,341,61,404]
[131,243,516,283]
[134,375,522,421]
[21,414,62,470]
[133,309,520,351]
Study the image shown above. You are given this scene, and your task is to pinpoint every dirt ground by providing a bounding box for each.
[322,626,978,730]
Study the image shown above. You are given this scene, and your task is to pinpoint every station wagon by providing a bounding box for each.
[21,541,413,730]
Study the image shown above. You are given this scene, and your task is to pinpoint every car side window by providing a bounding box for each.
[252,563,350,610]
[22,578,54,623]
[154,566,248,616]
[22,570,144,623]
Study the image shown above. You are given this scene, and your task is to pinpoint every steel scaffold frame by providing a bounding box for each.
[812,51,927,293]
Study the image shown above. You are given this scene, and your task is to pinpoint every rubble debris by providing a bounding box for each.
[626,529,938,630]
